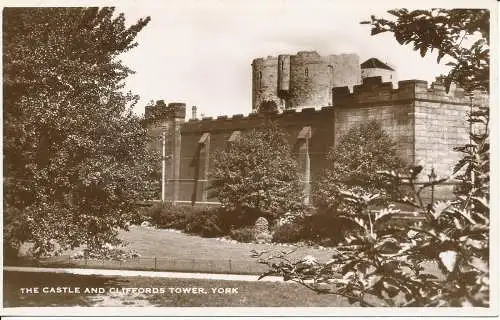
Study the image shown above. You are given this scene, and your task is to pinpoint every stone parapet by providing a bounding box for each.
[181,106,336,133]
[332,76,472,107]
[145,100,186,123]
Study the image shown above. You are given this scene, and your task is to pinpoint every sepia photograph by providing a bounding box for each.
[1,0,498,317]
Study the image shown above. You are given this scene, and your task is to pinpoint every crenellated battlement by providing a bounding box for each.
[181,105,336,133]
[332,76,472,106]
[251,55,279,66]
[144,100,186,123]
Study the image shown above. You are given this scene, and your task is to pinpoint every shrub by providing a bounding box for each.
[209,122,305,222]
[314,121,405,215]
[230,227,256,243]
[144,202,196,230]
[143,203,230,238]
[310,121,406,244]
[255,232,273,244]
[271,222,304,244]
[143,202,188,229]
[301,214,351,246]
[184,207,228,237]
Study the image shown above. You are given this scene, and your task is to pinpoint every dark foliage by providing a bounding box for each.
[144,203,229,238]
[271,222,305,244]
[209,122,305,221]
[3,7,155,258]
[230,227,256,243]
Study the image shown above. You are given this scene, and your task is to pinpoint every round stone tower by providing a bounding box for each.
[251,56,283,112]
[251,51,362,111]
[278,54,291,94]
[288,51,332,109]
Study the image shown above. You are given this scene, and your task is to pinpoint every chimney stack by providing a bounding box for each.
[192,106,197,120]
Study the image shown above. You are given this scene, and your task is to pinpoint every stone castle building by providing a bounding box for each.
[145,51,487,205]
[251,51,361,112]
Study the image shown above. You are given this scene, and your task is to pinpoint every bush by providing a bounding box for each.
[255,232,273,244]
[310,121,406,245]
[209,122,305,221]
[184,207,228,237]
[314,121,405,215]
[230,227,256,243]
[302,212,359,247]
[143,202,188,229]
[143,203,230,238]
[272,222,304,244]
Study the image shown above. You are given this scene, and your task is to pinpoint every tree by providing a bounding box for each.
[363,9,489,93]
[3,8,156,259]
[255,9,490,307]
[314,121,405,215]
[209,122,304,224]
[307,121,405,245]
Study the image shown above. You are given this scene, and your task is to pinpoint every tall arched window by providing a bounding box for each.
[305,67,309,77]
[259,71,262,87]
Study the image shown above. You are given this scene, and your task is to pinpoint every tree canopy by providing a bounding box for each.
[314,121,405,215]
[362,9,489,92]
[3,7,156,258]
[209,123,304,223]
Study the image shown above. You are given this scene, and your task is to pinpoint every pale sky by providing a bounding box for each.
[116,0,492,118]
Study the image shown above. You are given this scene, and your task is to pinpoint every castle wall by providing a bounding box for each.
[252,57,282,112]
[145,102,186,201]
[177,109,336,203]
[145,119,165,200]
[278,54,291,93]
[146,77,480,205]
[288,51,332,108]
[332,77,477,200]
[252,51,361,111]
[329,54,362,91]
[332,78,417,164]
[413,82,472,200]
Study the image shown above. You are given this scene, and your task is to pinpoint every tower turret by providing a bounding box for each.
[361,58,397,86]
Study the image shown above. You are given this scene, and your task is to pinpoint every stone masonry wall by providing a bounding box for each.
[146,76,481,204]
[145,102,186,201]
[332,77,418,164]
[332,77,477,201]
[329,53,362,92]
[288,51,332,109]
[334,104,415,165]
[177,108,336,203]
[414,83,471,200]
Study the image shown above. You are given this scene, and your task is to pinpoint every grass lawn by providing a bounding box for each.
[119,225,334,270]
[118,226,443,278]
[17,225,335,275]
[4,271,356,307]
[15,225,442,277]
[120,225,333,260]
